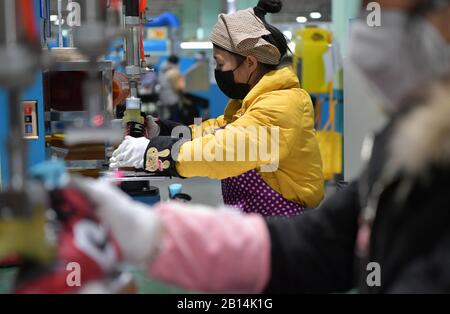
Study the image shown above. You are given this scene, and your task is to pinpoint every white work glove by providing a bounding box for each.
[146,116,161,139]
[109,136,150,169]
[74,178,164,266]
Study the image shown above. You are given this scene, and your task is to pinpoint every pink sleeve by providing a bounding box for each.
[148,203,271,293]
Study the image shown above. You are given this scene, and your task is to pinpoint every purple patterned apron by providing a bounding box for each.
[222,170,305,217]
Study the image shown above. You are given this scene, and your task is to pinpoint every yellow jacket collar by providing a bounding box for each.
[224,66,300,122]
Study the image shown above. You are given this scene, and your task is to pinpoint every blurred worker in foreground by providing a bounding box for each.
[109,0,324,217]
[77,0,450,293]
[158,55,185,120]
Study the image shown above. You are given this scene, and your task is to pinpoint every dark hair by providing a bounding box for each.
[253,0,289,67]
[168,55,180,64]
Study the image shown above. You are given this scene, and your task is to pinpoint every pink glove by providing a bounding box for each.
[149,203,271,293]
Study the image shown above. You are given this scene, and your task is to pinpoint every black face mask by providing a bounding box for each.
[215,60,253,100]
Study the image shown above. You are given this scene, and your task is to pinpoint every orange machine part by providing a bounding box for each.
[113,71,131,108]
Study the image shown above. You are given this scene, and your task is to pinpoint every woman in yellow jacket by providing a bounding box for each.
[110,0,324,216]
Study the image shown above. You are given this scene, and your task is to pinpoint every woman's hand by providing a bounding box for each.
[109,136,150,169]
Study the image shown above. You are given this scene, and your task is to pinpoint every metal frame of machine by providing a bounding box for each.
[0,0,166,293]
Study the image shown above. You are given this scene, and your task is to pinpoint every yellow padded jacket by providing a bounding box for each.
[176,66,324,208]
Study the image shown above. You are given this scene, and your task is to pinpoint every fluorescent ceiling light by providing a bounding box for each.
[296,16,308,23]
[50,15,58,22]
[180,42,213,50]
[310,12,322,19]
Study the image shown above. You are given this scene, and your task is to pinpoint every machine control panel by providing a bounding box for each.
[22,101,39,139]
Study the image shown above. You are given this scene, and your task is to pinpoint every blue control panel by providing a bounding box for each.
[0,0,46,186]
[0,74,46,187]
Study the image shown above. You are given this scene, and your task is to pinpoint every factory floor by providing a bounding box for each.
[152,177,224,207]
[153,177,337,206]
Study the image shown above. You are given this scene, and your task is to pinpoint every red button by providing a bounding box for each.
[24,106,32,115]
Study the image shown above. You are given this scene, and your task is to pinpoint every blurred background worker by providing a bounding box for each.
[109,0,324,217]
[158,55,186,120]
[81,0,450,294]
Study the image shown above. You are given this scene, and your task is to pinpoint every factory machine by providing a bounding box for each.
[0,0,53,268]
[0,0,170,293]
[47,0,163,204]
[0,0,164,202]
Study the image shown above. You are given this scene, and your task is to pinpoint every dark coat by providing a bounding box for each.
[264,80,450,293]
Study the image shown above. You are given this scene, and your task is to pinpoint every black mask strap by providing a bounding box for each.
[233,58,255,86]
